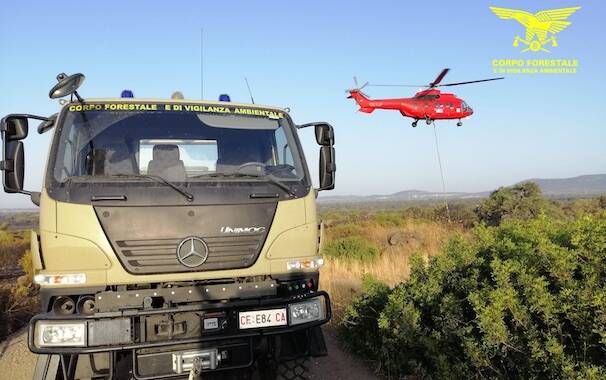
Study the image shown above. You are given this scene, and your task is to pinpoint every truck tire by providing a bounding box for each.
[258,357,310,380]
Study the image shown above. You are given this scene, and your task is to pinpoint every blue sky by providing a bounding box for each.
[0,0,604,208]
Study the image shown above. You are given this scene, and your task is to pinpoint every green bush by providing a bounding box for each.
[323,236,380,262]
[340,275,390,359]
[374,211,405,227]
[447,203,479,228]
[326,223,363,240]
[340,213,606,379]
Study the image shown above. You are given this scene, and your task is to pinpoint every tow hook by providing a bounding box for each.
[187,357,204,380]
[172,348,221,378]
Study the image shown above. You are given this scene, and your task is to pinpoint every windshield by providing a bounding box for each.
[51,103,305,186]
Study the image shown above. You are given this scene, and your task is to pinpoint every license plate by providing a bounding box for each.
[238,308,287,329]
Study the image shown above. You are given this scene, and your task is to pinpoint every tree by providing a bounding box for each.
[475,182,554,226]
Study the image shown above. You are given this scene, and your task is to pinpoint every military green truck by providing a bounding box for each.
[0,73,336,379]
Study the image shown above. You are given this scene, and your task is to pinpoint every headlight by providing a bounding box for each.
[286,258,324,271]
[35,321,87,347]
[288,297,325,325]
[34,273,87,285]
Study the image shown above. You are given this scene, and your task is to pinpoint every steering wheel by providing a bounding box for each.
[237,162,266,172]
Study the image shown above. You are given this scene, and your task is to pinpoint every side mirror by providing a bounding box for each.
[314,123,334,146]
[298,122,335,146]
[0,116,29,141]
[2,141,24,193]
[1,114,48,201]
[38,113,58,134]
[298,121,336,191]
[319,146,336,190]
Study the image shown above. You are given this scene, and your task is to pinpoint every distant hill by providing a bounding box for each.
[518,174,606,196]
[318,190,487,204]
[320,174,606,204]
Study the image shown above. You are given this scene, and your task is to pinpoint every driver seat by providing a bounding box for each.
[104,143,138,175]
[147,145,187,181]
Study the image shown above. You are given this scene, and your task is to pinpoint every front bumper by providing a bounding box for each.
[28,290,331,355]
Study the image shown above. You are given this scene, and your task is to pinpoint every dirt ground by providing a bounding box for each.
[0,329,378,380]
[0,329,35,380]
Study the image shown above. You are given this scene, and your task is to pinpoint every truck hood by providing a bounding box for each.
[94,203,277,275]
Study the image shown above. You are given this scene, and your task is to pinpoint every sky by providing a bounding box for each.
[0,0,604,208]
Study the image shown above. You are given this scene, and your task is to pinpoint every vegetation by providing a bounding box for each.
[0,228,30,269]
[0,211,38,231]
[320,205,463,322]
[374,211,406,227]
[0,222,38,341]
[475,182,560,226]
[323,236,380,262]
[329,184,606,379]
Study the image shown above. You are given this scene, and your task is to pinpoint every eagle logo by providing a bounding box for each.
[490,6,581,52]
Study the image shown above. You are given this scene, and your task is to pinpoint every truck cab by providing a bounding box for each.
[0,73,336,379]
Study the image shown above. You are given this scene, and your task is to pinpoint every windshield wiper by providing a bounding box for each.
[194,172,295,198]
[107,174,194,202]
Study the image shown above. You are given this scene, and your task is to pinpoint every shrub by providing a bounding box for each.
[340,213,606,379]
[326,223,363,240]
[373,212,405,227]
[0,227,39,341]
[323,236,380,262]
[447,203,479,228]
[340,275,390,360]
[0,228,30,269]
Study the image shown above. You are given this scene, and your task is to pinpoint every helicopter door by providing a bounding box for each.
[423,101,433,117]
[434,103,445,117]
[445,102,455,117]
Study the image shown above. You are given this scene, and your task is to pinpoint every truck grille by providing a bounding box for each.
[114,235,265,274]
[94,203,276,275]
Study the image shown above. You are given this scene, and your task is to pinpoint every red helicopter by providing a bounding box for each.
[347,68,503,127]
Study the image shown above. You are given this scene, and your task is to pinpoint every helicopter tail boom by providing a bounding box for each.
[348,90,375,112]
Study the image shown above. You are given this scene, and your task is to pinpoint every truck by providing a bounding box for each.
[0,73,336,380]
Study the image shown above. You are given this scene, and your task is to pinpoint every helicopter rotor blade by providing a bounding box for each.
[429,68,450,88]
[368,83,426,87]
[359,81,369,90]
[353,76,359,87]
[437,77,504,87]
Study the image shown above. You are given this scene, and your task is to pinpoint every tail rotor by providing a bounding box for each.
[346,76,369,98]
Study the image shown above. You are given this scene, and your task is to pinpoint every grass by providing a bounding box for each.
[0,225,38,341]
[319,215,461,323]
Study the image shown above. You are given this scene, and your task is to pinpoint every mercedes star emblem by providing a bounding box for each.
[176,237,209,268]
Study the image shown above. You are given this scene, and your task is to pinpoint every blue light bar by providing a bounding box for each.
[219,94,231,102]
[121,90,134,98]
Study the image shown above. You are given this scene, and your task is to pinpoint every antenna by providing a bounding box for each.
[244,77,255,104]
[200,28,204,100]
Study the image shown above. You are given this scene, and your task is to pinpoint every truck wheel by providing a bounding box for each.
[258,357,310,380]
